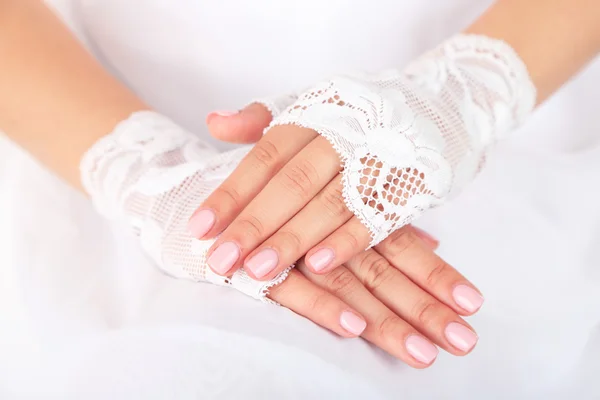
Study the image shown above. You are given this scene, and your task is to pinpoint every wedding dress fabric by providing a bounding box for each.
[0,0,599,398]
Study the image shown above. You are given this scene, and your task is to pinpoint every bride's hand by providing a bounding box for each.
[81,109,482,369]
[189,36,535,283]
[191,104,380,280]
[201,105,483,367]
[271,226,482,368]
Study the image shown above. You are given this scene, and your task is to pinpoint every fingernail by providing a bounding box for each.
[207,242,240,274]
[405,335,438,365]
[452,285,484,313]
[412,226,439,249]
[307,248,335,272]
[339,311,367,336]
[213,110,238,117]
[445,323,478,352]
[187,209,216,239]
[245,248,278,278]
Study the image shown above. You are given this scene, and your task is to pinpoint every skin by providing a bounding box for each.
[0,0,485,367]
[196,0,600,284]
[212,112,485,366]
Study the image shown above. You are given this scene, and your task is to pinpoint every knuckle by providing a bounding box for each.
[355,251,378,274]
[382,229,418,256]
[235,215,265,239]
[412,300,442,326]
[305,291,331,313]
[359,252,393,292]
[323,268,356,296]
[276,230,303,254]
[319,185,348,218]
[250,139,281,170]
[266,269,298,300]
[425,262,451,288]
[376,315,402,339]
[280,159,318,199]
[337,229,361,252]
[212,185,242,211]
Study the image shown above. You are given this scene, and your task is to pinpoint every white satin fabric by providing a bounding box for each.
[0,0,599,398]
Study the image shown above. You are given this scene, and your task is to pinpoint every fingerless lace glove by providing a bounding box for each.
[80,33,536,301]
[267,34,537,246]
[80,112,293,302]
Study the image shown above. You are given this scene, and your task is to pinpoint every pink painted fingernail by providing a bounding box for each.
[340,311,367,336]
[412,226,439,249]
[405,335,438,365]
[213,110,238,117]
[245,248,278,278]
[187,209,216,239]
[307,248,335,272]
[445,323,478,352]
[207,242,240,274]
[452,285,484,313]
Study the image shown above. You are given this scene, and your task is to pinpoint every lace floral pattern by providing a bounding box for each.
[81,112,291,303]
[269,34,537,246]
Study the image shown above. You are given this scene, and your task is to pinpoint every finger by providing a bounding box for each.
[206,135,341,276]
[305,210,442,274]
[375,227,485,316]
[297,260,439,368]
[189,123,317,240]
[267,269,366,338]
[302,223,439,276]
[243,175,352,280]
[412,226,439,250]
[344,249,478,355]
[206,103,272,144]
[304,217,372,274]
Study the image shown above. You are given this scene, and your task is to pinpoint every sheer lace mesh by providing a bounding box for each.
[80,34,536,298]
[269,34,536,246]
[81,112,291,302]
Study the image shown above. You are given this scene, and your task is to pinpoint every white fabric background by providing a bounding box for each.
[0,0,599,398]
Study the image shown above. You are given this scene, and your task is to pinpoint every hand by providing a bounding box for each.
[192,103,372,280]
[81,111,482,369]
[202,103,483,367]
[189,35,536,282]
[270,226,483,368]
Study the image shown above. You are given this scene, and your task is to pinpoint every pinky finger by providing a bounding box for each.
[267,269,367,338]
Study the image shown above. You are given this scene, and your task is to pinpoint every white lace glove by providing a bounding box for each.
[269,34,537,246]
[80,111,294,302]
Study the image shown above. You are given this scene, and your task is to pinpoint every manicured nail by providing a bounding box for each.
[213,110,238,117]
[207,242,240,274]
[339,311,367,336]
[452,285,484,313]
[307,248,335,272]
[187,209,216,239]
[445,323,478,352]
[245,248,278,278]
[412,226,439,249]
[405,335,438,365]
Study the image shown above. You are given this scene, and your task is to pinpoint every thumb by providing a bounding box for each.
[206,103,273,144]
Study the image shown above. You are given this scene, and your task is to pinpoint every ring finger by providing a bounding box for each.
[267,269,367,338]
[375,227,485,316]
[206,135,341,275]
[242,175,357,280]
[297,259,440,367]
[344,249,479,355]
